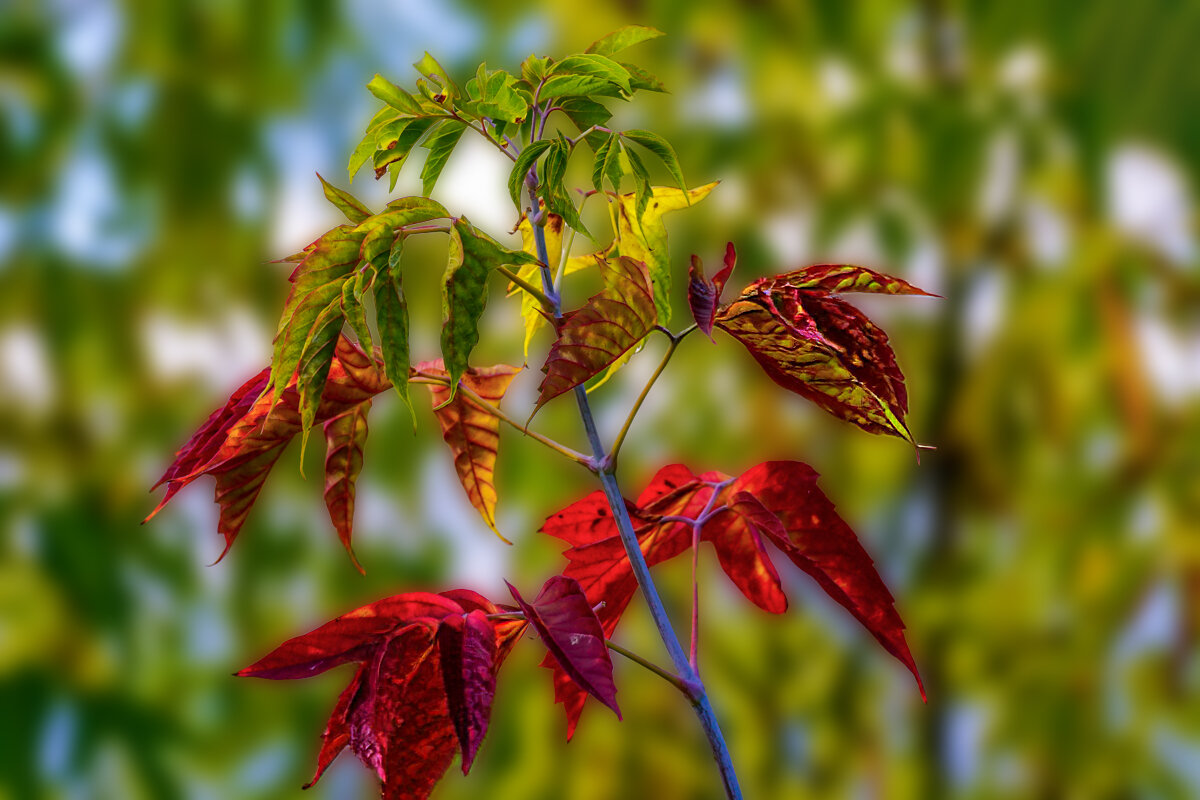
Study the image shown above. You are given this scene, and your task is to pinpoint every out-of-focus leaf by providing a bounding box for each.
[535,256,657,412]
[147,337,390,562]
[714,268,927,441]
[418,359,522,540]
[620,62,667,93]
[506,577,620,717]
[688,241,737,338]
[238,589,525,798]
[585,26,664,58]
[323,402,371,574]
[318,173,372,223]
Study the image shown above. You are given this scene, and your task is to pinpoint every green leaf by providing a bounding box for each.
[521,54,551,85]
[348,107,401,179]
[507,139,554,210]
[296,297,345,449]
[549,54,632,94]
[373,117,438,184]
[355,196,449,267]
[374,270,413,420]
[318,173,372,224]
[586,25,664,57]
[539,74,626,101]
[591,134,616,192]
[270,226,364,402]
[413,52,460,104]
[620,62,667,93]
[340,276,373,352]
[622,143,652,220]
[540,138,569,201]
[367,74,424,115]
[465,69,528,124]
[441,218,538,398]
[558,97,613,146]
[620,130,686,193]
[421,121,467,196]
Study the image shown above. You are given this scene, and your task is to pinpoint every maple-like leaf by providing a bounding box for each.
[539,460,921,733]
[687,241,737,338]
[535,256,657,412]
[506,576,620,717]
[238,589,526,799]
[146,336,390,563]
[416,359,522,541]
[714,265,933,441]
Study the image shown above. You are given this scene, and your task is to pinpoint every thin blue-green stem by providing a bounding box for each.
[525,148,743,797]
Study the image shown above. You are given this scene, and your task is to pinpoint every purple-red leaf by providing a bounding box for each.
[715,269,926,441]
[239,589,526,800]
[535,256,657,411]
[323,402,371,573]
[437,610,498,774]
[506,577,621,718]
[687,241,736,338]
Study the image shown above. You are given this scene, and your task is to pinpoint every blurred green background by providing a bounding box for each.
[3,1,1199,798]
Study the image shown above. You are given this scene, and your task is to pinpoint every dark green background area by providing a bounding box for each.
[2,2,1198,798]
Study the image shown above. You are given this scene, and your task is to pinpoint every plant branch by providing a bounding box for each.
[495,264,556,313]
[528,204,743,800]
[607,325,697,470]
[605,639,691,696]
[409,374,594,470]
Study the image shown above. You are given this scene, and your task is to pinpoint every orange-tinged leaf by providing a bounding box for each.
[418,360,521,541]
[535,256,657,411]
[147,336,390,563]
[324,402,371,573]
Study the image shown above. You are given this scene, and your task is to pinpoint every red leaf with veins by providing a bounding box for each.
[715,266,931,441]
[323,401,371,574]
[146,335,390,563]
[507,577,621,718]
[539,460,921,733]
[687,241,736,338]
[238,589,526,799]
[535,256,657,412]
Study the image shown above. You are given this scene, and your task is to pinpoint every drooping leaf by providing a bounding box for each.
[535,256,657,412]
[620,129,686,194]
[585,25,665,58]
[436,610,498,774]
[687,241,737,338]
[318,173,372,223]
[341,276,374,351]
[323,402,371,574]
[601,182,718,323]
[714,268,928,441]
[373,117,438,186]
[375,267,412,418]
[350,106,403,179]
[511,213,601,357]
[417,359,521,540]
[728,462,924,698]
[506,577,620,717]
[147,337,390,562]
[441,218,538,398]
[538,459,922,733]
[296,297,345,440]
[420,120,467,196]
[507,139,554,211]
[238,589,526,799]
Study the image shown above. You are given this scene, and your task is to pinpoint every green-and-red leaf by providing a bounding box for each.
[535,256,657,411]
[323,402,371,574]
[783,263,939,296]
[418,360,521,541]
[506,577,620,718]
[147,336,390,562]
[715,274,918,441]
[318,172,372,223]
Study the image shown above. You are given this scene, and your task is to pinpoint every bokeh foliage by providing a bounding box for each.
[2,1,1198,798]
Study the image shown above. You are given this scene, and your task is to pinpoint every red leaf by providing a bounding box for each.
[782,263,938,296]
[437,610,498,774]
[539,460,922,732]
[147,335,390,562]
[730,462,924,698]
[239,589,527,799]
[535,256,657,411]
[687,241,736,338]
[323,402,371,573]
[506,577,621,718]
[417,359,522,541]
[715,270,921,440]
